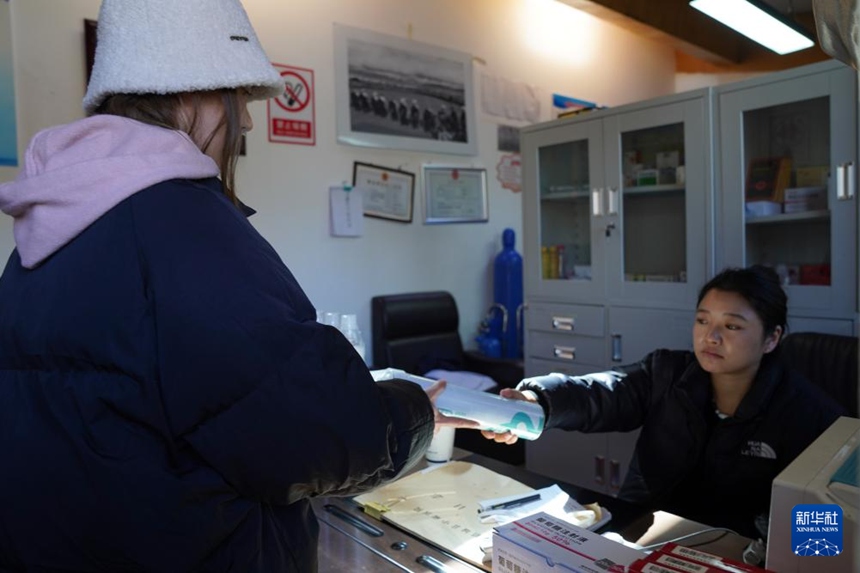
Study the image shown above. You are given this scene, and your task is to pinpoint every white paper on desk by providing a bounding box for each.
[329,185,363,237]
[477,484,612,531]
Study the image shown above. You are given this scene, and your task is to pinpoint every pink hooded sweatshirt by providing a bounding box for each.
[0,114,219,269]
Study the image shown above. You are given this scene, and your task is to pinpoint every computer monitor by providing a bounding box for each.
[766,416,860,572]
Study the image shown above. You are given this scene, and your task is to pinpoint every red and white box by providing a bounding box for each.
[629,552,732,573]
[492,512,643,573]
[629,543,775,573]
[782,186,827,213]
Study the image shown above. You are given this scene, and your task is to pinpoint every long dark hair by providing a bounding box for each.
[697,265,788,340]
[94,89,244,204]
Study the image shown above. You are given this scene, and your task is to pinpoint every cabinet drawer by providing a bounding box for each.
[527,331,606,365]
[525,357,602,378]
[527,302,605,336]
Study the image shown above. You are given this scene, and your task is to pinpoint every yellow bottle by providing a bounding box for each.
[541,246,550,279]
[557,245,565,279]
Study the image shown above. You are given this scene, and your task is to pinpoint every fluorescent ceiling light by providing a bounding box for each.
[690,0,815,55]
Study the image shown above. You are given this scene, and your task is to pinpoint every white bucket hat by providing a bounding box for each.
[83,0,284,114]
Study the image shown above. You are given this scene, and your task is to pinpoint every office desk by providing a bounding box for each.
[314,451,642,572]
[314,452,752,572]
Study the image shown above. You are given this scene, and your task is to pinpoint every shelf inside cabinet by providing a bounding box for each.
[745,209,830,225]
[623,183,685,194]
[541,190,590,201]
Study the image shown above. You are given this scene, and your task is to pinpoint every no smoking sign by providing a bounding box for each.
[268,64,315,146]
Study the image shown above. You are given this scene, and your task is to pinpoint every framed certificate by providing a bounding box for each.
[422,165,488,224]
[353,162,415,223]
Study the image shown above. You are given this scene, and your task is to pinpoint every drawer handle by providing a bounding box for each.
[416,555,452,572]
[609,460,621,491]
[611,334,622,362]
[553,345,576,360]
[551,316,575,331]
[594,455,605,485]
[324,504,383,537]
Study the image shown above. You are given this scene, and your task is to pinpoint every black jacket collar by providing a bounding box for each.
[677,353,783,421]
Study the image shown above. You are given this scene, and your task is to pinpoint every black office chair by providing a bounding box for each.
[780,332,859,417]
[371,291,525,465]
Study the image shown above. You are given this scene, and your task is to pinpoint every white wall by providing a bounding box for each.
[1,0,676,366]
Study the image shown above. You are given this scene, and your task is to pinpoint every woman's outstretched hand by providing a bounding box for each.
[480,387,539,445]
[424,379,481,433]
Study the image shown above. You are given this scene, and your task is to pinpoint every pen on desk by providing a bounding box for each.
[483,492,542,511]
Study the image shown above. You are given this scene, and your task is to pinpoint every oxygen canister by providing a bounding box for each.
[494,228,523,359]
[371,368,545,440]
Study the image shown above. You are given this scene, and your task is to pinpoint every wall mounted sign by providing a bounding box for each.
[496,154,521,193]
[268,63,316,146]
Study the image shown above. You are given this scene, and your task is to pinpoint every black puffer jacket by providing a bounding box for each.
[519,350,845,537]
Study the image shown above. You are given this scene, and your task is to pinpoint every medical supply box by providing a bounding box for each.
[628,543,775,573]
[492,512,643,573]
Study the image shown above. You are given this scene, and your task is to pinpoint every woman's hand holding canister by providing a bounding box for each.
[481,387,539,444]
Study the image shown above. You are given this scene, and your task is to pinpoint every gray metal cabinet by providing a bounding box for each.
[522,89,714,312]
[602,98,713,309]
[607,306,694,366]
[521,90,714,496]
[525,301,607,367]
[715,60,858,335]
[524,306,693,496]
[522,119,607,303]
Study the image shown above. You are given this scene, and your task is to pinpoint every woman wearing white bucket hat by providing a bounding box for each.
[0,1,473,571]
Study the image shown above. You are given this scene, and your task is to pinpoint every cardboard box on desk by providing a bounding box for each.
[492,512,643,573]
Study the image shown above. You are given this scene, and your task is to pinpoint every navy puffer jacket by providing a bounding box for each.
[0,178,434,571]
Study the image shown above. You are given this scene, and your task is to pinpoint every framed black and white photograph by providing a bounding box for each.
[422,165,488,224]
[352,161,415,223]
[334,24,477,156]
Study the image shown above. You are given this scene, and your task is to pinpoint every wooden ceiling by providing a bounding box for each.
[557,0,831,73]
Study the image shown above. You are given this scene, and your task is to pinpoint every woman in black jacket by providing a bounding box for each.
[483,265,845,538]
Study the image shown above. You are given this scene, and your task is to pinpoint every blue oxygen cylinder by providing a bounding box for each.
[493,228,523,359]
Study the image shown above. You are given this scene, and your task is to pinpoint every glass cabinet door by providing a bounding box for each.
[718,64,856,318]
[604,94,711,307]
[522,119,606,301]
